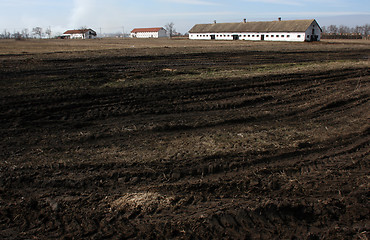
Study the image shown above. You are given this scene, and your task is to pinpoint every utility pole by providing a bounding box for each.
[122,26,124,38]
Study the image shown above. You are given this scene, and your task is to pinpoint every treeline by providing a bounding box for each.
[321,24,369,39]
[0,27,52,39]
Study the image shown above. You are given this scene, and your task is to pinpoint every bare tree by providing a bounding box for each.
[45,27,52,38]
[2,29,11,39]
[338,25,350,34]
[165,22,175,38]
[328,25,338,34]
[32,27,43,38]
[363,24,370,37]
[13,31,22,40]
[22,28,30,39]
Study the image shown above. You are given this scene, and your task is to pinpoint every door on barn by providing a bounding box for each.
[211,35,216,40]
[232,35,239,40]
[261,34,265,41]
[311,29,318,41]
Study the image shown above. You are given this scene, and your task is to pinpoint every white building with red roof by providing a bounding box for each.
[62,29,97,39]
[130,27,167,38]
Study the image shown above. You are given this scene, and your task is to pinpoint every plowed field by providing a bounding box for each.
[0,39,369,239]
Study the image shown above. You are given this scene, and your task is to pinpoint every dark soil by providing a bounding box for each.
[0,43,369,239]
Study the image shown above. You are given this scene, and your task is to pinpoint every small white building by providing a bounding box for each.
[62,29,97,39]
[189,19,322,42]
[130,27,167,38]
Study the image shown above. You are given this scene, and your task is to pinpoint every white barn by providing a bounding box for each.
[130,27,167,38]
[62,29,97,39]
[189,19,322,42]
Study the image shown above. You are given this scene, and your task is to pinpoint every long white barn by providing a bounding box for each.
[130,27,167,38]
[189,19,322,42]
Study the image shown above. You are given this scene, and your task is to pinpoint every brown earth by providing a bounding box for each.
[0,39,369,239]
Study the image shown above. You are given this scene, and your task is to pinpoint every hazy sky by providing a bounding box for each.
[0,0,369,35]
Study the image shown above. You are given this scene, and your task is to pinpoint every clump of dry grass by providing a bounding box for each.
[111,192,174,213]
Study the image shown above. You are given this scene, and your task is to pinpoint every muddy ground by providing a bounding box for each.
[0,40,369,239]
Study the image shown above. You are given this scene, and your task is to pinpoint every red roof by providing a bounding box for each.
[131,27,164,33]
[63,29,96,35]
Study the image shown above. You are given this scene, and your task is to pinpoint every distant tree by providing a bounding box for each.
[22,28,30,39]
[331,25,339,34]
[363,24,370,37]
[45,27,52,38]
[353,25,362,35]
[322,24,370,39]
[3,29,11,39]
[32,27,43,38]
[321,26,327,33]
[165,22,175,38]
[13,31,22,40]
[328,25,338,34]
[338,25,350,34]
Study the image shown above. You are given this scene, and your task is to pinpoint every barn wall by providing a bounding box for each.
[189,32,306,42]
[158,29,167,38]
[304,22,321,41]
[131,31,167,38]
[86,31,97,39]
[70,33,84,39]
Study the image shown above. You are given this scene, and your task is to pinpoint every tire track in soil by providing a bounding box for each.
[1,67,367,127]
[0,47,369,239]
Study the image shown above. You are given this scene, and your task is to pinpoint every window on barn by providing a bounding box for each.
[276,35,279,37]
[281,35,285,37]
[307,35,310,38]
[298,35,301,38]
[248,35,250,37]
[271,35,274,37]
[266,35,269,37]
[287,35,290,38]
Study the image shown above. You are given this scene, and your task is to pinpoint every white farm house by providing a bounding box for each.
[130,27,167,38]
[62,29,97,39]
[189,19,322,42]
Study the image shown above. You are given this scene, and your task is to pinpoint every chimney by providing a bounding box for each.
[214,20,217,24]
[278,17,282,21]
[244,18,247,23]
